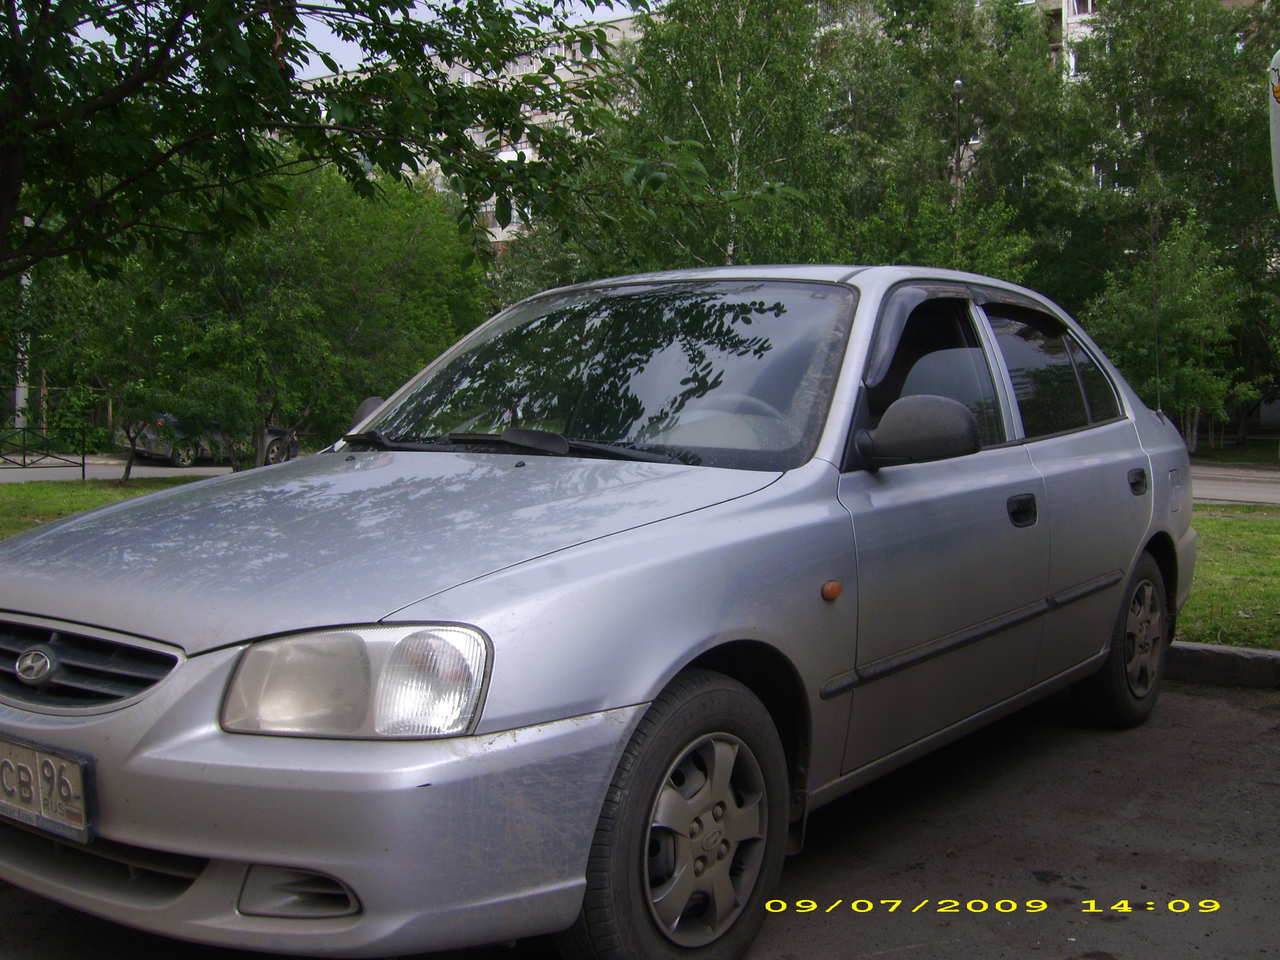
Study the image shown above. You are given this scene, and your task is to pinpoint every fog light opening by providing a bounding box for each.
[238,864,361,919]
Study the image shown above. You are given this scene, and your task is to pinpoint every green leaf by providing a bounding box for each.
[495,194,513,229]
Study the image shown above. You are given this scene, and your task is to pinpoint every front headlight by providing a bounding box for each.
[221,624,490,739]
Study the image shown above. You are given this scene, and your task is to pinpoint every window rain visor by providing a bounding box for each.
[364,281,857,470]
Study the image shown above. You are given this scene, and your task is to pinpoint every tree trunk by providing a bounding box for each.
[1237,401,1258,444]
[1183,407,1201,454]
[253,423,268,468]
[118,432,138,485]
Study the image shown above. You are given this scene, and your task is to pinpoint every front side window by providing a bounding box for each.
[864,297,1004,448]
[366,281,856,470]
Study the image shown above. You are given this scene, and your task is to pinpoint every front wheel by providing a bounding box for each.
[1075,553,1170,728]
[559,670,788,960]
[169,443,195,468]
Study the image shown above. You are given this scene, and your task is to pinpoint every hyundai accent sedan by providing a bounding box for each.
[0,266,1194,960]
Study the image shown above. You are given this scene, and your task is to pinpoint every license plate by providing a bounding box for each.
[0,734,93,844]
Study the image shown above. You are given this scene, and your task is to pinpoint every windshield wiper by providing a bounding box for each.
[563,437,686,464]
[447,429,570,456]
[447,429,684,464]
[341,430,440,452]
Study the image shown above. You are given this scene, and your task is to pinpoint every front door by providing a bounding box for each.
[836,290,1050,773]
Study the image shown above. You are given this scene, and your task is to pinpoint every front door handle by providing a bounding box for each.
[1007,493,1038,528]
[1128,468,1148,496]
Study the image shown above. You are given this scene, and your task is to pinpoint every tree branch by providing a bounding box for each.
[1,155,329,280]
[25,2,199,133]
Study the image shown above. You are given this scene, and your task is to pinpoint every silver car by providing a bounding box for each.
[0,266,1194,960]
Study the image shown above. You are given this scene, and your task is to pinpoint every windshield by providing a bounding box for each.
[362,280,857,470]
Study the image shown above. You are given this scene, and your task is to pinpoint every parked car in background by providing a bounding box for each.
[0,266,1194,960]
[130,414,295,466]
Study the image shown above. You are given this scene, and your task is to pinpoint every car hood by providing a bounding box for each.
[0,452,778,653]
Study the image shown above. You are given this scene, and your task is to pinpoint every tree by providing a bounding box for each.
[173,168,486,462]
[849,178,1032,281]
[486,0,845,295]
[1073,0,1280,433]
[827,0,1066,282]
[604,0,841,267]
[9,168,486,475]
[1,0,627,281]
[4,253,206,480]
[1081,215,1243,452]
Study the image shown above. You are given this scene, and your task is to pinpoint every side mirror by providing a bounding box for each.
[854,394,980,472]
[349,397,385,431]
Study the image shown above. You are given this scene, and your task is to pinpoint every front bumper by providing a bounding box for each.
[0,645,644,957]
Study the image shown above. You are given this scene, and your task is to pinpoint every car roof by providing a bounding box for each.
[565,265,873,286]
[541,265,1043,300]
[519,265,1071,325]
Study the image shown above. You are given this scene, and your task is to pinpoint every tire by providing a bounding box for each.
[169,444,195,468]
[264,438,286,465]
[1075,553,1170,728]
[559,669,788,960]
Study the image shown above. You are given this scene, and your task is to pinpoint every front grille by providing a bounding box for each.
[0,622,178,709]
[0,818,206,903]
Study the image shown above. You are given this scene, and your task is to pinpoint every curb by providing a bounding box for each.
[1168,641,1280,689]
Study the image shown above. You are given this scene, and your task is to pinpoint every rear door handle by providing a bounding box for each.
[1128,468,1148,496]
[1007,493,1038,528]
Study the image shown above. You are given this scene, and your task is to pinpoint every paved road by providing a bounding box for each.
[1190,464,1280,506]
[0,682,1275,960]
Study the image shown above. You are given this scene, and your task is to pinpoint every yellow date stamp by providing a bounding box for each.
[764,899,1222,914]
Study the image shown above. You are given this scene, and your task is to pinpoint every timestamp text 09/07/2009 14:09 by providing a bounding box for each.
[763,899,1223,915]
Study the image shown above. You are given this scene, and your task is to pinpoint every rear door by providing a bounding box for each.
[979,302,1152,681]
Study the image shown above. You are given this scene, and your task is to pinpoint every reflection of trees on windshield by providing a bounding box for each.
[374,285,781,446]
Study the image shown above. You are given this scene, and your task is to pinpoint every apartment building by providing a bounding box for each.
[1039,0,1261,71]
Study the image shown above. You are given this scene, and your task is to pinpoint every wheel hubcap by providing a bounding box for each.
[1123,578,1165,698]
[644,732,767,947]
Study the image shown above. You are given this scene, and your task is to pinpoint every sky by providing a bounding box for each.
[301,1,639,78]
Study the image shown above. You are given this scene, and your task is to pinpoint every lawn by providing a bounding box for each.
[1176,505,1280,651]
[0,478,201,540]
[0,482,1275,651]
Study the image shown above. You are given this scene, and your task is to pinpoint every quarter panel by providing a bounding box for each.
[1132,406,1196,612]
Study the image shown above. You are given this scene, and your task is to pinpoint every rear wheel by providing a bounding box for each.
[559,670,788,960]
[1076,553,1169,728]
[169,443,195,468]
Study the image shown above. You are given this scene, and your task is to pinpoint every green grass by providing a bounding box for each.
[1177,505,1280,651]
[0,478,201,540]
[0,482,1275,651]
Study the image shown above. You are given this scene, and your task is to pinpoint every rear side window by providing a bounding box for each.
[985,305,1120,439]
[1067,338,1121,422]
